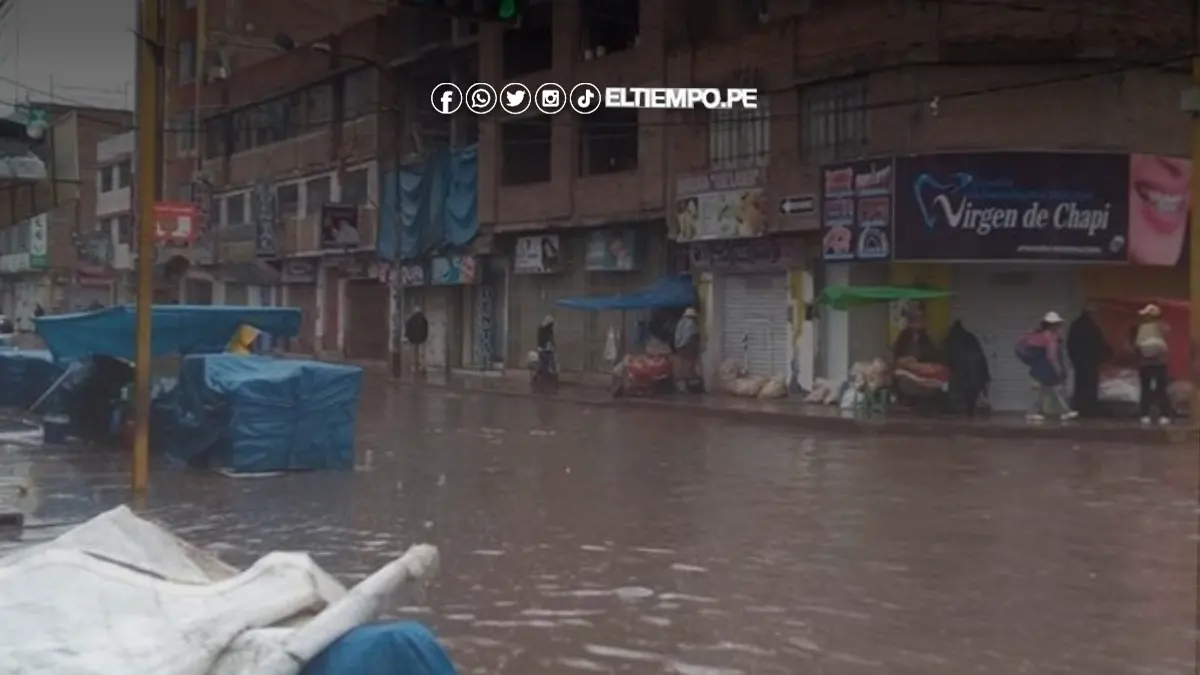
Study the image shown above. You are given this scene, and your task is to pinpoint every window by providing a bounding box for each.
[500,116,551,185]
[306,83,332,126]
[710,100,769,168]
[115,215,132,245]
[174,113,195,154]
[224,193,246,226]
[340,168,370,206]
[116,160,132,189]
[204,116,229,158]
[304,175,332,214]
[99,165,113,192]
[343,69,373,119]
[579,108,638,175]
[800,78,867,162]
[502,2,552,78]
[276,183,300,217]
[581,0,639,56]
[179,40,195,84]
[176,181,192,202]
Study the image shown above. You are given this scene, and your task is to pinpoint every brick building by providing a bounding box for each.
[472,0,1195,409]
[0,104,131,328]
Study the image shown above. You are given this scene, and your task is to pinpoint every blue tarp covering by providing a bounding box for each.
[300,621,458,675]
[159,355,361,473]
[557,276,696,311]
[33,305,302,362]
[0,350,65,408]
[381,145,478,262]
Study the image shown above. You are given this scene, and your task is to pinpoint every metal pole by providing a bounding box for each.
[132,0,160,494]
[1192,12,1200,423]
[194,0,205,177]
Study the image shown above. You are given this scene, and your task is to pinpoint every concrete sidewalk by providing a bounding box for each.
[369,364,1198,447]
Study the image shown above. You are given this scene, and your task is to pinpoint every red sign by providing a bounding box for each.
[153,202,198,244]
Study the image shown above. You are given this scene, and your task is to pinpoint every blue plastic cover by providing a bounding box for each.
[385,145,478,262]
[33,305,302,362]
[165,355,361,473]
[557,276,696,311]
[300,621,458,675]
[0,350,65,408]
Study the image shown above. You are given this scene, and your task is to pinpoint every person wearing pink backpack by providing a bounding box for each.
[1014,311,1079,423]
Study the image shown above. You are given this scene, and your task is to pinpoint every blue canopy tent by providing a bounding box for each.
[556,276,695,311]
[34,305,302,362]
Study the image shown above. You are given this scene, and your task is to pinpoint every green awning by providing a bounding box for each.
[816,284,952,310]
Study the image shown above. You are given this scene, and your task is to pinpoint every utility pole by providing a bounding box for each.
[132,0,160,494]
[1191,7,1200,424]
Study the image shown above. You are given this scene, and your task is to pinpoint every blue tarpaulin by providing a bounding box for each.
[0,350,65,408]
[382,145,478,262]
[158,355,361,473]
[33,305,302,362]
[300,621,458,675]
[557,276,695,311]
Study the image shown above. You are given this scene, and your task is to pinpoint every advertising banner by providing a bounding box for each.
[819,160,893,262]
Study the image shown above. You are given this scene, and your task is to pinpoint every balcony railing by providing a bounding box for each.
[278,206,378,256]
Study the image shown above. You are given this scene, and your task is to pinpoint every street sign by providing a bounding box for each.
[778,195,815,216]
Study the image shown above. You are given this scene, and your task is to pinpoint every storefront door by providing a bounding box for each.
[287,284,318,353]
[720,272,790,378]
[951,266,1080,412]
[345,279,389,360]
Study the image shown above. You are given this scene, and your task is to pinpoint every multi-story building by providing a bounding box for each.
[471,0,1195,410]
[160,0,389,357]
[0,103,130,327]
[89,130,135,305]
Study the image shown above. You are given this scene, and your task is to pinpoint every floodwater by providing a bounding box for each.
[2,378,1197,674]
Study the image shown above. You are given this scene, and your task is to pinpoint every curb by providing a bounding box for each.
[398,380,1198,446]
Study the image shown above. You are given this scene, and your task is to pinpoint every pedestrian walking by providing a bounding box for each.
[1130,303,1174,425]
[673,307,701,392]
[1015,311,1077,423]
[404,307,429,374]
[1067,302,1111,417]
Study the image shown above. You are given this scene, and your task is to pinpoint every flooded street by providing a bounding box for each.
[2,378,1197,674]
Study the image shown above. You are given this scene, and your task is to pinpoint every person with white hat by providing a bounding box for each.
[1131,303,1173,424]
[1014,310,1077,422]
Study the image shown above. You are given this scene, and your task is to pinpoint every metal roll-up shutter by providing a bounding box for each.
[288,284,318,353]
[720,272,790,378]
[951,266,1080,412]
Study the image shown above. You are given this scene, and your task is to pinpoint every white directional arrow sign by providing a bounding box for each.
[778,195,815,215]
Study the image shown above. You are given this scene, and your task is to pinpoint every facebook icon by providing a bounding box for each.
[430,83,463,115]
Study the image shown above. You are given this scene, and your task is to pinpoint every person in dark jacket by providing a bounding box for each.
[536,315,557,375]
[1066,303,1111,417]
[942,320,990,417]
[33,304,45,318]
[404,307,429,374]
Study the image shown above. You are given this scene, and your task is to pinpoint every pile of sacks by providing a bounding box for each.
[801,359,890,407]
[715,360,787,399]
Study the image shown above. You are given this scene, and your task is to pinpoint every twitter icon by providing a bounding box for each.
[499,83,532,115]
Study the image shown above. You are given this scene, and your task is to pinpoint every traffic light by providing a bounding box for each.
[396,0,527,23]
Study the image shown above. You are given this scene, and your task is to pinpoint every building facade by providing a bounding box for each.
[471,0,1194,406]
[0,105,130,329]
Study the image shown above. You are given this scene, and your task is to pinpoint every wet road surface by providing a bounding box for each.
[2,380,1198,674]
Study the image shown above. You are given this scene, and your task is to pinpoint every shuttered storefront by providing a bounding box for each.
[286,284,318,353]
[950,266,1080,412]
[344,279,389,360]
[504,227,670,373]
[719,272,790,378]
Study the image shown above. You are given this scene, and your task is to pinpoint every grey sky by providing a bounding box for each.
[0,0,135,113]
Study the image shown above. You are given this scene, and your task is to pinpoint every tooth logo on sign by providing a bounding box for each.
[912,172,973,229]
[499,83,531,115]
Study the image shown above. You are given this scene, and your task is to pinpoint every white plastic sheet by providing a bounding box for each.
[0,506,438,675]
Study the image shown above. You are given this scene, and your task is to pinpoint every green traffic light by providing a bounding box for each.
[498,0,515,19]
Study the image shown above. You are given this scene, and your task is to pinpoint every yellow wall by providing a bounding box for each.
[1076,265,1189,301]
[888,263,951,343]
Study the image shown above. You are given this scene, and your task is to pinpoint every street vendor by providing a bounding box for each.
[892,302,939,364]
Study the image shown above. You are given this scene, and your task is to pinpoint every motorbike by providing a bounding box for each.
[528,347,559,394]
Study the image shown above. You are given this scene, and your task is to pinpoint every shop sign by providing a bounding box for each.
[321,204,360,249]
[430,255,477,285]
[514,234,561,274]
[336,255,371,278]
[673,168,766,242]
[689,236,805,272]
[585,229,638,271]
[820,160,893,263]
[153,202,198,244]
[399,263,426,286]
[280,258,318,284]
[0,213,49,273]
[892,152,1129,262]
